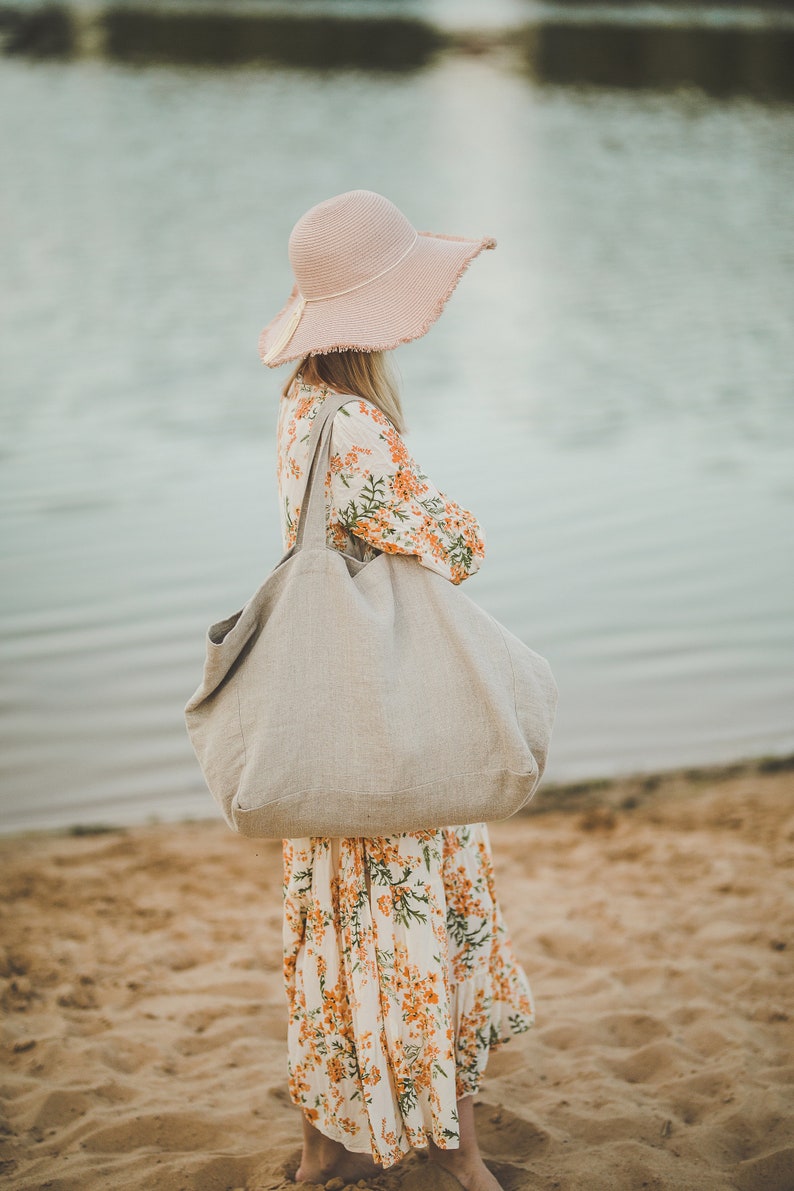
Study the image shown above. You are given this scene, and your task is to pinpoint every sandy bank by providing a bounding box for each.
[1,765,792,1190]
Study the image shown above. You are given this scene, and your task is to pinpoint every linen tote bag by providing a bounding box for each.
[185,392,558,838]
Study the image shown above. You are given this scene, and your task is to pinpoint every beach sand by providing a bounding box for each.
[1,763,792,1191]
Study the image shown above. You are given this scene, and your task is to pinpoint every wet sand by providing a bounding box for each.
[1,763,792,1191]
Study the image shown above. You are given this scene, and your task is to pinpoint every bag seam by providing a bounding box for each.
[236,687,247,767]
[495,620,520,727]
[233,764,536,812]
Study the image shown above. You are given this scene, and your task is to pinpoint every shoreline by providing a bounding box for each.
[534,749,794,814]
[2,749,792,842]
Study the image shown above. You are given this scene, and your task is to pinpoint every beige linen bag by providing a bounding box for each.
[185,392,558,838]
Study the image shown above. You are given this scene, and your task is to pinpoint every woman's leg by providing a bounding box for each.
[428,1095,503,1191]
[295,1114,381,1184]
[295,1114,338,1183]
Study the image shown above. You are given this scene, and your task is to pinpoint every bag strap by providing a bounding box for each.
[295,391,359,551]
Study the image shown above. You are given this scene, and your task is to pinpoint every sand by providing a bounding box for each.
[1,764,793,1191]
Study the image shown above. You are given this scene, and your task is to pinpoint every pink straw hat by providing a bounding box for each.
[258,189,496,368]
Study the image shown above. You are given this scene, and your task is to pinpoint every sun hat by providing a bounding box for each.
[258,189,496,368]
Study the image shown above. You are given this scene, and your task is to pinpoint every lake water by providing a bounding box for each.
[1,18,793,832]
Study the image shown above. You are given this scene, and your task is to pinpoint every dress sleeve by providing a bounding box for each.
[328,399,485,585]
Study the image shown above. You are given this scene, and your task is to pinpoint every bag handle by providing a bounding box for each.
[295,391,358,551]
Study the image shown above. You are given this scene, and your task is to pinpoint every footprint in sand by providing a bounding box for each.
[80,1110,229,1153]
[29,1088,92,1132]
[594,1010,670,1049]
[473,1101,551,1162]
[605,1039,691,1085]
[735,1147,794,1191]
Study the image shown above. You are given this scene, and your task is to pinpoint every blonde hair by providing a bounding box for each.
[282,350,405,434]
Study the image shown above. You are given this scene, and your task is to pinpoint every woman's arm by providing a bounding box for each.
[329,400,485,585]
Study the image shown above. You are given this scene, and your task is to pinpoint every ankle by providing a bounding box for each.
[429,1137,478,1166]
[297,1120,345,1182]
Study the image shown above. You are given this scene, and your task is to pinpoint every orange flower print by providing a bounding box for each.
[277,377,485,583]
[281,825,533,1169]
[277,380,530,1170]
[392,467,419,501]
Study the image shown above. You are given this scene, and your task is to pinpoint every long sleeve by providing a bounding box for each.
[328,399,485,585]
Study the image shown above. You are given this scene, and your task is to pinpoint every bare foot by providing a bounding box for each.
[429,1150,504,1191]
[335,1150,382,1181]
[296,1150,380,1183]
[428,1095,504,1191]
[295,1113,381,1184]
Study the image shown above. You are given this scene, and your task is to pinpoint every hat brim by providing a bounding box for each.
[258,231,496,368]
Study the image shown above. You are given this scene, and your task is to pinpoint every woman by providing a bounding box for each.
[260,191,533,1191]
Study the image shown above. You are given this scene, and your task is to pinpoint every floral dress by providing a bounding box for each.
[277,376,534,1169]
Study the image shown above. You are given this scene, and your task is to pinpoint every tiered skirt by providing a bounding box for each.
[282,823,533,1168]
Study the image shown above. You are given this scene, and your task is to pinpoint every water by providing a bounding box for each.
[1,29,793,832]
